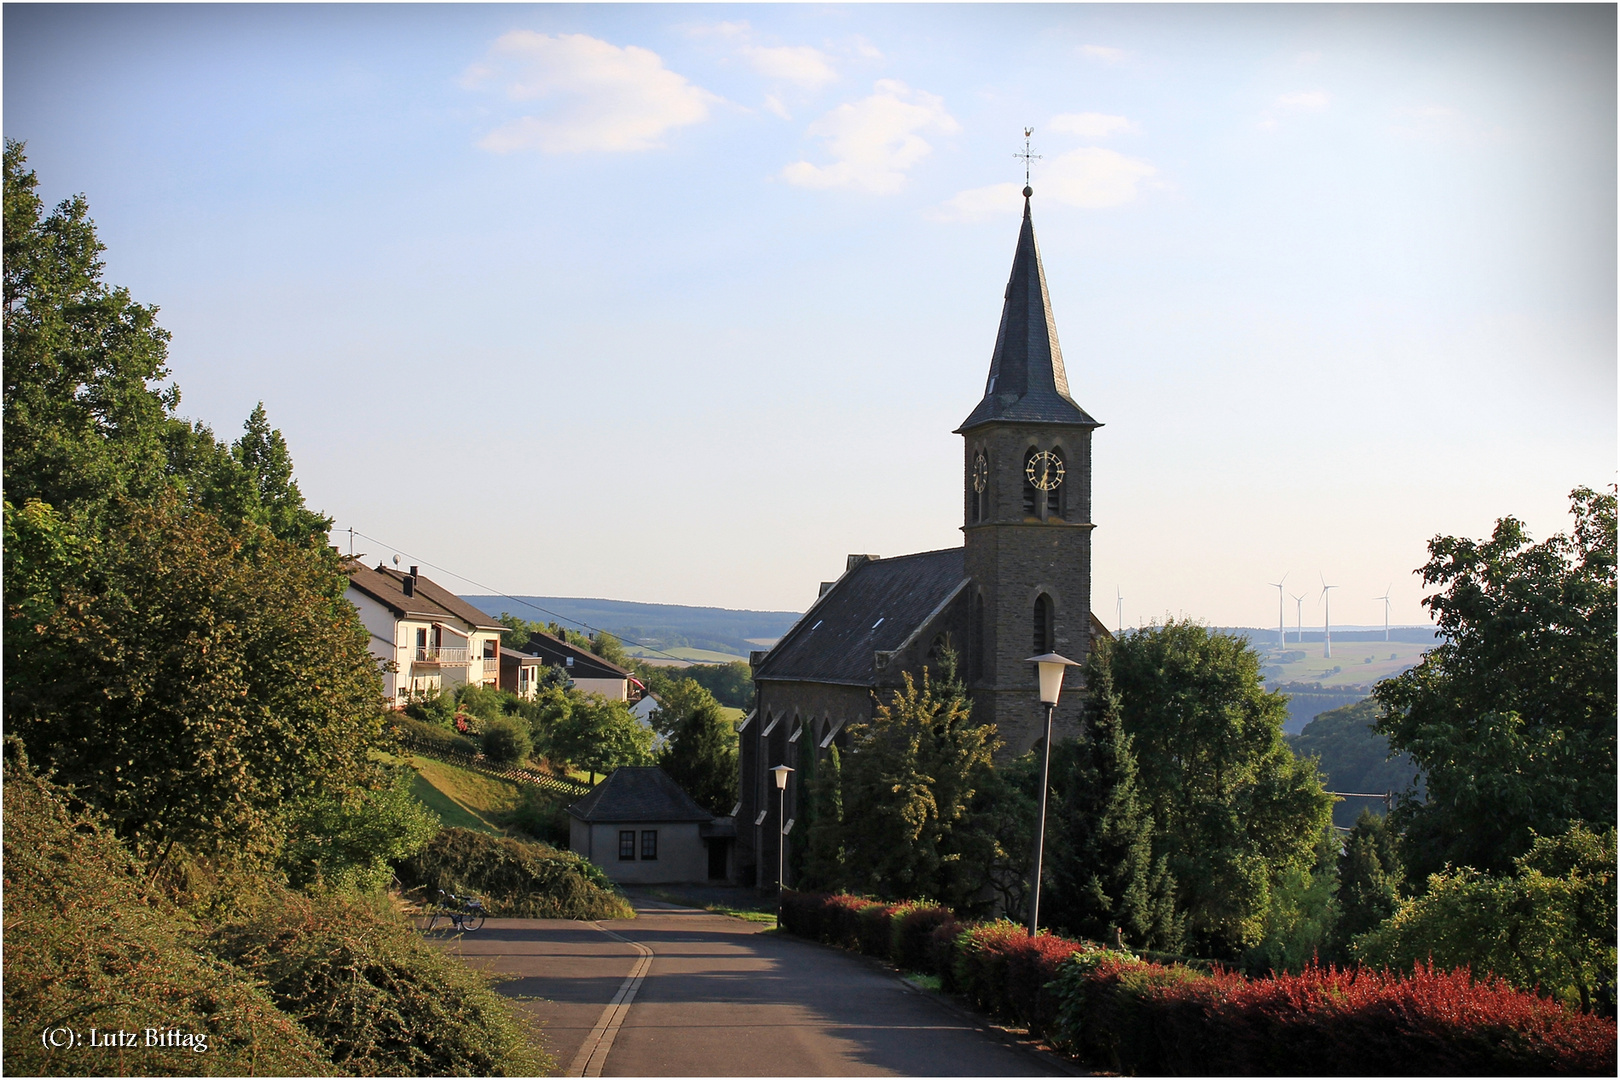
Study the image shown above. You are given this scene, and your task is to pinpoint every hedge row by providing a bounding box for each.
[779,890,1617,1076]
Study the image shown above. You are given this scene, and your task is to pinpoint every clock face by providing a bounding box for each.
[1026,450,1066,491]
[971,453,988,493]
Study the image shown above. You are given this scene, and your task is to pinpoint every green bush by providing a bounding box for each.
[482,717,533,766]
[402,690,457,726]
[396,714,478,757]
[501,785,571,847]
[397,827,633,920]
[210,889,549,1076]
[2,744,334,1077]
[278,768,441,892]
[1353,824,1617,1013]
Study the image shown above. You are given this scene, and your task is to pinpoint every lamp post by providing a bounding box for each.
[771,764,794,924]
[1025,651,1079,938]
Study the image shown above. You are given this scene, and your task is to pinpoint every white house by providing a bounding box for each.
[344,561,506,707]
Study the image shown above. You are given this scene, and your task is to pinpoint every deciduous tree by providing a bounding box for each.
[1373,487,1617,880]
[1103,620,1333,958]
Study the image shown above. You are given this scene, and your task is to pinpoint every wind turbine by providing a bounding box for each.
[1268,572,1289,648]
[1319,574,1338,659]
[1375,584,1392,641]
[1116,588,1124,637]
[1291,592,1307,645]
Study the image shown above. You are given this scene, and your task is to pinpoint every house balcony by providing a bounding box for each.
[414,646,469,665]
[481,658,500,679]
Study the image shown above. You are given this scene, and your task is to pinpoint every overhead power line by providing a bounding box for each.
[342,527,695,665]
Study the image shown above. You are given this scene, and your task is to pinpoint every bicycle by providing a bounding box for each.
[424,889,487,933]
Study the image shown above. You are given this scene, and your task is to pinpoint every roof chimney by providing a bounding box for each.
[402,569,415,598]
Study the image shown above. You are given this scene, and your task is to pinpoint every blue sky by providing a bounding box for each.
[7,3,1614,630]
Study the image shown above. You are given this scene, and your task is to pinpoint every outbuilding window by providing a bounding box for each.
[619,831,636,860]
[641,830,659,860]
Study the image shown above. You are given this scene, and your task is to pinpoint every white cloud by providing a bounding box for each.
[933,147,1157,221]
[466,31,720,153]
[1079,44,1129,64]
[764,94,791,121]
[781,80,959,194]
[1048,112,1137,138]
[741,44,838,89]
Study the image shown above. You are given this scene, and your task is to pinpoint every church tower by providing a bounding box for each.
[957,188,1101,753]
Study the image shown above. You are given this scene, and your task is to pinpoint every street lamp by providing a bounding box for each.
[771,764,794,923]
[1025,651,1079,938]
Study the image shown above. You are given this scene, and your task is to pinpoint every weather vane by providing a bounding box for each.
[1015,127,1041,191]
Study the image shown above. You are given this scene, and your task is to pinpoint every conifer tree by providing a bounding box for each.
[1045,654,1181,951]
[1331,808,1403,956]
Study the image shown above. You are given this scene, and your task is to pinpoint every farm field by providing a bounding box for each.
[1260,638,1435,688]
[625,645,746,664]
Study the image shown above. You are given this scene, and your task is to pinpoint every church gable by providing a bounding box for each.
[754,548,968,687]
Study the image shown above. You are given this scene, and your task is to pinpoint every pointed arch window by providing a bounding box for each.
[1022,447,1040,517]
[971,450,989,523]
[1046,447,1066,519]
[1033,593,1055,655]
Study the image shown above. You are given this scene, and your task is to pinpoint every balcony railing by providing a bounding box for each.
[414,646,468,665]
[482,658,500,679]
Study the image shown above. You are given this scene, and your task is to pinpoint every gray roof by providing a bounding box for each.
[753,548,967,686]
[514,631,631,680]
[568,767,716,823]
[957,195,1101,433]
[345,562,506,631]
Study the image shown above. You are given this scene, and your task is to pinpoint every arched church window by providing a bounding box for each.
[1022,447,1040,516]
[1046,447,1066,518]
[971,450,989,523]
[1033,593,1055,655]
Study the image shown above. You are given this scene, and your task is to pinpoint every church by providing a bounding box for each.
[735,189,1108,890]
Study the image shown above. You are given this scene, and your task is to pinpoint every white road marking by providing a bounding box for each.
[565,924,654,1078]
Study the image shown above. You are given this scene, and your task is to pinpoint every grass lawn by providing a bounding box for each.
[718,706,746,725]
[407,755,524,836]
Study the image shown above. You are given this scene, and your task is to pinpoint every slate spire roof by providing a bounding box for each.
[957,191,1100,433]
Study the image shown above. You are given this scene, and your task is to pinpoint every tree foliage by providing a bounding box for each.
[5,496,390,867]
[1373,487,1617,881]
[1044,648,1181,951]
[654,682,738,815]
[1353,824,1617,1014]
[810,666,1000,910]
[1331,808,1404,957]
[1102,620,1334,958]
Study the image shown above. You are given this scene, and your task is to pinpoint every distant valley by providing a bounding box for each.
[460,595,801,664]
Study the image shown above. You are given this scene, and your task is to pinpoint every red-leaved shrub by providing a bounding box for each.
[893,903,956,974]
[778,890,832,940]
[857,903,903,958]
[820,894,880,950]
[1050,954,1618,1075]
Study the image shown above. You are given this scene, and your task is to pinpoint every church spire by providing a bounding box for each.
[956,189,1099,433]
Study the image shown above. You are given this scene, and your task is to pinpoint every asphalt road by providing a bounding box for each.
[442,898,1075,1077]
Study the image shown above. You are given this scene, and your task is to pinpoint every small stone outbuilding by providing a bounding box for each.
[568,767,733,885]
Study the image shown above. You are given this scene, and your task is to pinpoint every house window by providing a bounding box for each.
[416,627,428,650]
[641,830,658,860]
[1034,593,1055,655]
[483,639,497,660]
[619,831,636,860]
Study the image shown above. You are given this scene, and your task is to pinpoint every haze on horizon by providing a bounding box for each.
[6,4,1613,630]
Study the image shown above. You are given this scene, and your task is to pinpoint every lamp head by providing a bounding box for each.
[1025,652,1079,706]
[771,764,794,790]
